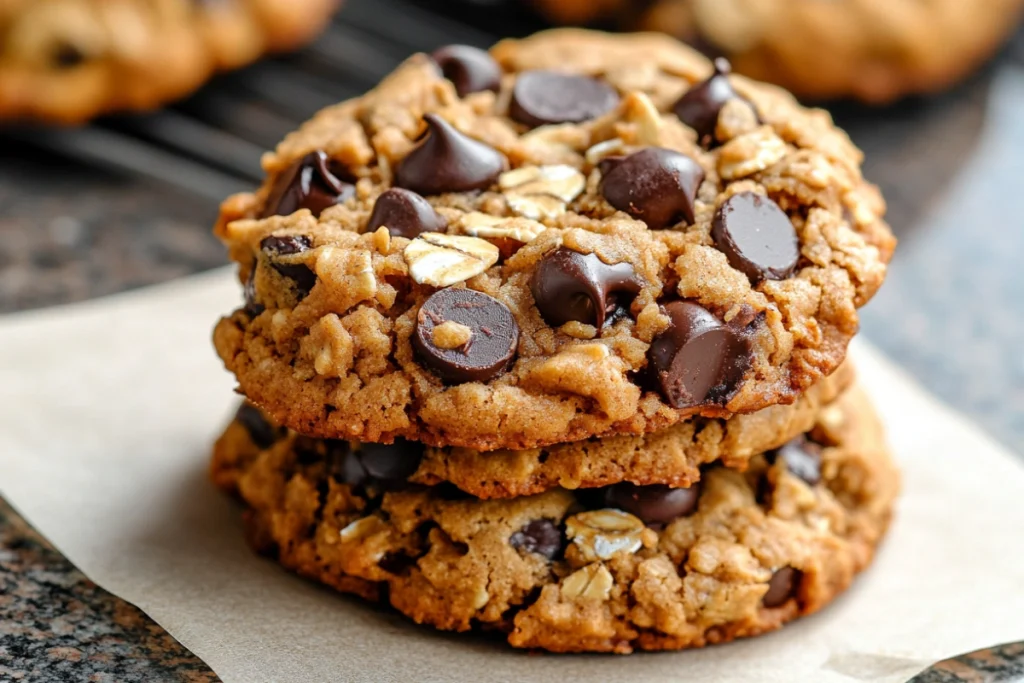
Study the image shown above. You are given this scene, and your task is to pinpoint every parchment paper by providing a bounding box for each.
[1,269,1022,683]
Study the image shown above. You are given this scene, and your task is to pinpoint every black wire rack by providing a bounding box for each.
[2,0,534,204]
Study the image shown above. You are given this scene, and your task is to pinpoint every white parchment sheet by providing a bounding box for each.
[1,269,1022,683]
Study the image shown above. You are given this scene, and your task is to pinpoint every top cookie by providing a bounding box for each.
[213,29,894,451]
[0,0,338,123]
[531,0,1024,103]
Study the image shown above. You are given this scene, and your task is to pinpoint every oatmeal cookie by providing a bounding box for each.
[213,360,854,498]
[0,0,339,123]
[213,29,894,450]
[530,0,1024,102]
[213,383,898,653]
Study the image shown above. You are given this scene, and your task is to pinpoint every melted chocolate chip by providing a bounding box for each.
[530,248,642,330]
[600,148,705,229]
[509,70,619,128]
[395,114,506,196]
[712,192,799,284]
[260,235,316,299]
[413,288,520,384]
[602,482,701,525]
[366,188,447,238]
[763,566,801,608]
[261,151,355,219]
[673,58,754,147]
[334,439,424,490]
[235,402,280,449]
[766,435,823,486]
[646,301,752,409]
[510,519,563,560]
[431,44,502,97]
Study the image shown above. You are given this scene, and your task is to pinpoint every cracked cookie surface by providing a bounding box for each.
[213,360,854,498]
[212,382,898,653]
[0,0,338,122]
[531,0,1024,102]
[213,29,895,451]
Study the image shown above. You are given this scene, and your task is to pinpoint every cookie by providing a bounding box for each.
[212,360,854,498]
[530,0,1024,102]
[213,383,898,653]
[212,28,895,451]
[0,0,339,123]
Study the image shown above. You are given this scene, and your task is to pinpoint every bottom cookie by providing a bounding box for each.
[213,384,898,653]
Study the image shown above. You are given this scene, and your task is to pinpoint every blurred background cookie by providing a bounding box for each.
[529,0,1024,102]
[0,0,340,123]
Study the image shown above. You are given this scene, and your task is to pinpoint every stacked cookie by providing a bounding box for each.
[210,29,899,653]
[0,0,339,123]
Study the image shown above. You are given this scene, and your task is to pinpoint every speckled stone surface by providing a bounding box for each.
[0,498,220,682]
[0,13,1021,682]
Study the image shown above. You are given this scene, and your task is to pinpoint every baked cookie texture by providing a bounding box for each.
[212,29,895,451]
[0,0,339,123]
[213,360,854,498]
[212,382,898,653]
[530,0,1024,102]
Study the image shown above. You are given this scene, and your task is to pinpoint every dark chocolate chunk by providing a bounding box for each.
[530,248,642,330]
[333,439,424,489]
[260,234,316,299]
[600,147,705,229]
[366,188,447,238]
[602,482,701,525]
[431,44,502,97]
[763,566,801,608]
[235,402,280,449]
[261,151,355,219]
[395,114,506,195]
[413,288,520,384]
[766,435,823,486]
[509,70,619,128]
[673,58,755,147]
[712,192,798,284]
[646,301,752,409]
[510,519,563,560]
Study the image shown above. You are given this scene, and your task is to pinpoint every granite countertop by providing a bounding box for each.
[1,14,1022,682]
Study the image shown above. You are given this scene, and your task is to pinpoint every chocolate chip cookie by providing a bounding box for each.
[530,0,1024,102]
[0,0,339,123]
[212,382,898,653]
[213,360,854,498]
[213,29,895,451]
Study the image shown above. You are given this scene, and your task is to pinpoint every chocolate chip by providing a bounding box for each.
[763,566,801,608]
[766,435,823,486]
[243,268,264,317]
[673,58,754,147]
[260,235,316,299]
[509,70,619,128]
[334,439,424,489]
[600,148,705,229]
[431,44,502,97]
[53,42,87,68]
[510,520,563,560]
[530,248,642,330]
[366,188,447,238]
[413,288,520,384]
[647,301,752,409]
[261,151,355,219]
[712,193,798,284]
[395,114,506,196]
[235,402,279,449]
[601,482,701,525]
